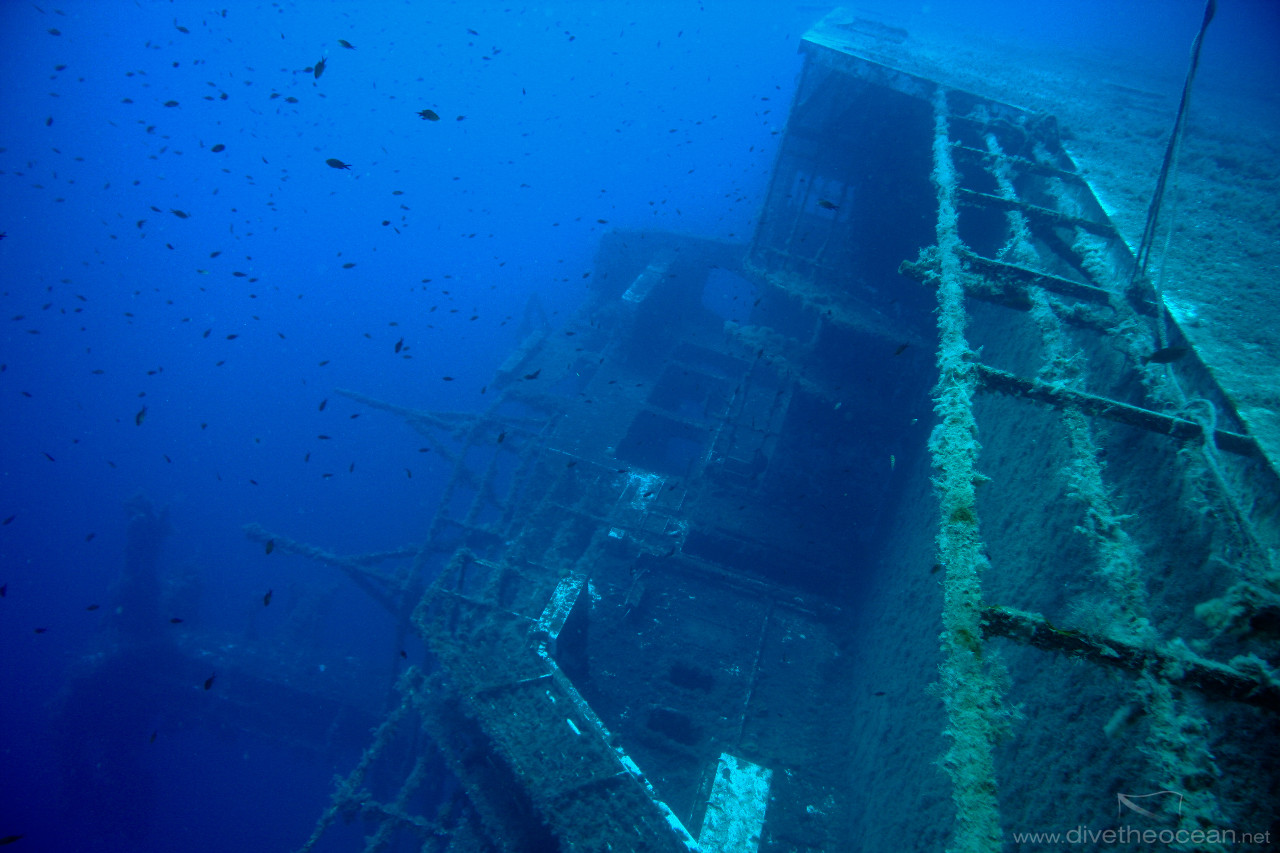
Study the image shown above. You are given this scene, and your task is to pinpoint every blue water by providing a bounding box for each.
[1,1,1274,851]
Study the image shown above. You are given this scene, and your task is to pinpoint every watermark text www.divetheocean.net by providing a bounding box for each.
[1010,790,1273,847]
[1010,826,1272,847]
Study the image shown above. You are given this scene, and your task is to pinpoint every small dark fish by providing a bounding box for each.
[318,398,327,411]
[34,628,48,634]
[441,376,454,381]
[497,431,505,444]
[263,589,273,606]
[894,343,909,356]
[0,835,25,846]
[169,617,183,624]
[313,56,327,79]
[338,39,355,49]
[1142,345,1189,365]
[265,539,275,554]
[394,337,404,353]
[150,730,158,743]
[0,584,6,596]
[203,673,215,690]
[171,209,189,219]
[325,158,351,170]
[163,100,180,108]
[417,109,440,121]
[817,199,838,210]
[2,515,14,525]
[135,406,147,426]
[210,143,225,152]
[86,604,100,610]
[399,649,407,658]
[523,369,541,380]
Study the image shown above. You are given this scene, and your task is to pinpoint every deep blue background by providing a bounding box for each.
[1,1,1273,850]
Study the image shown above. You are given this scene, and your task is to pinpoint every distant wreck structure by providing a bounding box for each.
[260,9,1278,852]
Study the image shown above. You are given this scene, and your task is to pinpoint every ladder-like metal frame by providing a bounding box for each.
[923,84,1278,851]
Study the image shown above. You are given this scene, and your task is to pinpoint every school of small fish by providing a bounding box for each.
[0,11,793,841]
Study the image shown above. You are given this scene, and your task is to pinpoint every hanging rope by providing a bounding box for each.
[1129,0,1217,293]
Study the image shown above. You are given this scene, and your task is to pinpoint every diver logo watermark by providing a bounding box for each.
[1117,790,1182,823]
